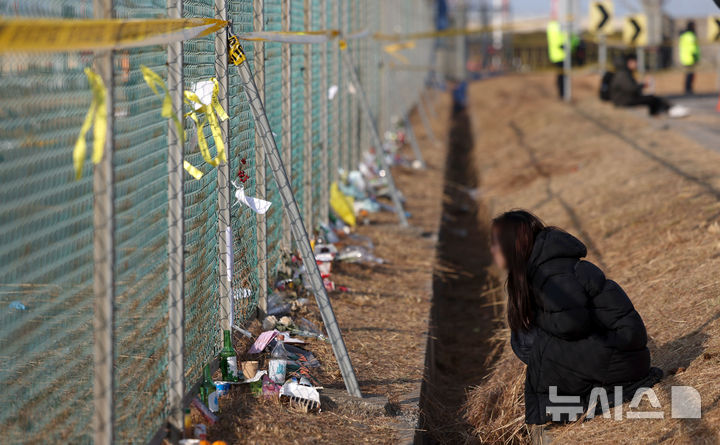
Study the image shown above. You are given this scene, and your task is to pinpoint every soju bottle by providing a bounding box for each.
[219,330,239,381]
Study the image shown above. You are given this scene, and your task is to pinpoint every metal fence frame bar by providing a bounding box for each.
[254,0,268,317]
[320,0,329,224]
[166,0,185,441]
[339,1,348,173]
[348,0,357,172]
[233,42,362,397]
[340,45,408,227]
[332,0,340,183]
[216,0,232,336]
[281,0,292,252]
[92,0,115,443]
[303,0,313,230]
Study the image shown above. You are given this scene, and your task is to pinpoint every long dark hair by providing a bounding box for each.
[491,210,545,331]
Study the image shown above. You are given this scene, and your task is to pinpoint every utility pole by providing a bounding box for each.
[642,0,664,70]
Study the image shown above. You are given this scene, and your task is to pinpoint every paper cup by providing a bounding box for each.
[241,360,259,379]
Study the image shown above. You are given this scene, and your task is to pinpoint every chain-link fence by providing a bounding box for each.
[0,0,433,443]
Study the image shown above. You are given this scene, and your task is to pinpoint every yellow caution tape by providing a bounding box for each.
[73,68,107,180]
[383,41,416,64]
[0,17,227,53]
[236,29,339,44]
[374,22,526,42]
[183,161,204,180]
[184,78,228,168]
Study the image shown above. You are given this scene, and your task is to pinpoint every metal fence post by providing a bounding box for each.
[320,0,329,224]
[215,0,232,337]
[167,0,185,442]
[92,0,115,443]
[303,0,313,231]
[404,112,426,169]
[231,42,362,397]
[333,0,341,183]
[340,1,348,173]
[340,46,408,227]
[254,0,268,317]
[378,0,387,138]
[348,0,357,171]
[281,0,292,252]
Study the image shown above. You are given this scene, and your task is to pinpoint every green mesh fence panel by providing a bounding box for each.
[310,0,323,228]
[263,0,284,279]
[0,3,95,444]
[183,0,220,389]
[228,1,259,324]
[290,0,306,225]
[112,0,170,442]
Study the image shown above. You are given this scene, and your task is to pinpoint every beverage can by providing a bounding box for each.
[215,381,230,397]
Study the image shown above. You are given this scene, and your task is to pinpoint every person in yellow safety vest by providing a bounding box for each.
[547,20,566,98]
[679,21,699,95]
[547,21,579,99]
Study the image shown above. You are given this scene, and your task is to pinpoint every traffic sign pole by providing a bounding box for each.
[590,2,613,73]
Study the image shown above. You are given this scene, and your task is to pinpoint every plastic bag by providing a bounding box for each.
[330,182,356,227]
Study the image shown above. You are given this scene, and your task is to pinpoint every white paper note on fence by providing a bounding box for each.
[190,80,214,110]
[233,181,272,214]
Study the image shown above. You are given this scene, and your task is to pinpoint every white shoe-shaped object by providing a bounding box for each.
[668,105,690,118]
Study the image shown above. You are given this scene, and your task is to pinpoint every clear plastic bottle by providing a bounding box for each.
[267,340,288,384]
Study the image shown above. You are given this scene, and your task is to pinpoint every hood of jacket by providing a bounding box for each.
[527,228,587,277]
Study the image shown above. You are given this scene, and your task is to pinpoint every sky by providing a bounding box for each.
[511,0,719,19]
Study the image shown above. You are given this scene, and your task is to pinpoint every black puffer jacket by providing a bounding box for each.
[609,67,643,106]
[521,228,655,424]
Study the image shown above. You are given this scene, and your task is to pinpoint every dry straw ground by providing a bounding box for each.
[464,71,720,444]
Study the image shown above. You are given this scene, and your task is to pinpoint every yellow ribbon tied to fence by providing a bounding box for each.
[184,79,228,168]
[141,65,185,144]
[383,41,416,64]
[73,68,107,180]
[141,65,209,179]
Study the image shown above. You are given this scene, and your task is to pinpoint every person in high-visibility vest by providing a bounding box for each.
[547,20,566,98]
[679,21,700,95]
[547,20,580,99]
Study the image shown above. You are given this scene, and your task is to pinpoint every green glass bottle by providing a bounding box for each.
[219,329,238,381]
[200,364,216,406]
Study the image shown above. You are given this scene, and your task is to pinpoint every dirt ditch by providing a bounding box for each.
[416,102,505,444]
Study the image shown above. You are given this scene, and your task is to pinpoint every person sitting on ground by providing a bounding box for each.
[489,210,662,437]
[609,53,688,117]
